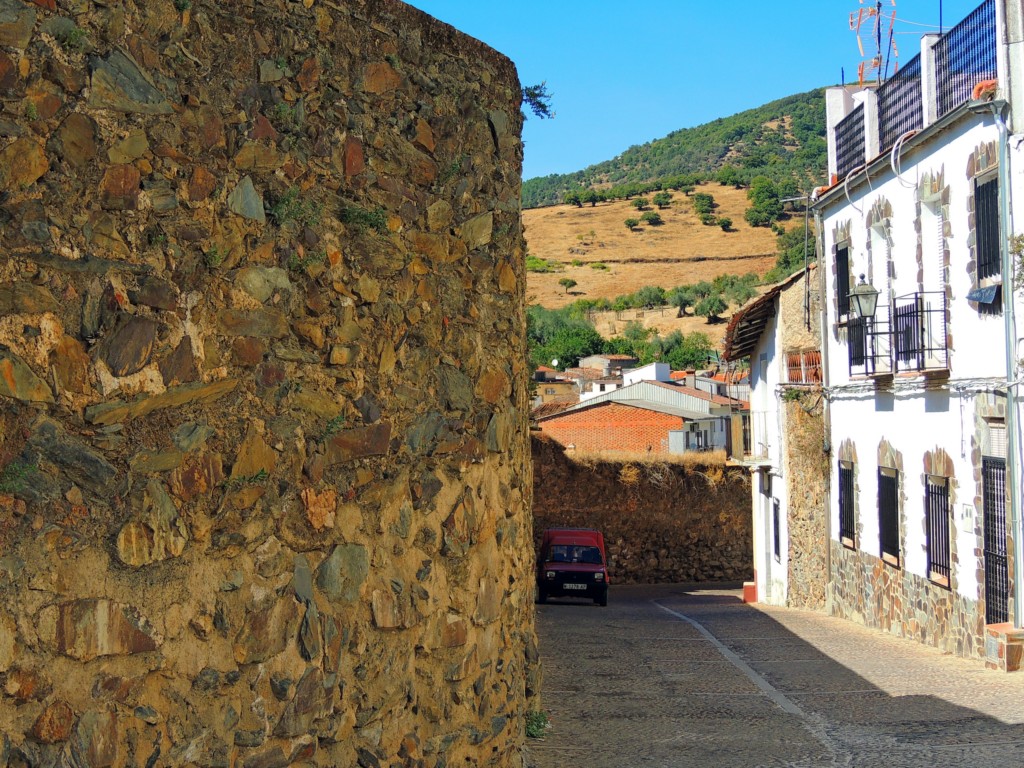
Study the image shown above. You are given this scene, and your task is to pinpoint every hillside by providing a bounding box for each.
[523,88,827,209]
[524,182,793,347]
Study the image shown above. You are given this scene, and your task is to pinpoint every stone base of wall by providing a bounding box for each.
[985,623,1024,671]
[828,541,984,660]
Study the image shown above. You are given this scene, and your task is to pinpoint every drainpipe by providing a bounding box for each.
[815,207,834,594]
[991,101,1023,627]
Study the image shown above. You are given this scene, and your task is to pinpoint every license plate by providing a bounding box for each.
[564,583,586,590]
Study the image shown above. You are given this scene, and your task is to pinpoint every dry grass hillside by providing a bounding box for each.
[523,183,782,345]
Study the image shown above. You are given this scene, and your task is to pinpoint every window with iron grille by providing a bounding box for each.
[839,462,855,546]
[926,476,951,585]
[773,499,781,562]
[847,317,868,368]
[983,456,1008,624]
[836,245,851,317]
[878,468,899,565]
[975,175,1000,281]
[786,350,822,384]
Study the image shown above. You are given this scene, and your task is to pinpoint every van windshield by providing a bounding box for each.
[548,545,603,565]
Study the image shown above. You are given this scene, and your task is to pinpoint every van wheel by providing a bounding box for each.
[596,593,607,607]
[537,588,547,604]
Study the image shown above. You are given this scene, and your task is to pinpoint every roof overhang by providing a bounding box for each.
[721,268,809,361]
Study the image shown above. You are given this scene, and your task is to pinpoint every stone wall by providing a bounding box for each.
[782,395,828,609]
[0,1,537,765]
[829,542,984,660]
[532,436,752,585]
[778,269,827,610]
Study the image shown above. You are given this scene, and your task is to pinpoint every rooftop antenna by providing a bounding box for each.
[850,0,898,86]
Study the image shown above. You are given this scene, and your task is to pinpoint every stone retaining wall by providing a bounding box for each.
[0,1,536,765]
[532,436,752,585]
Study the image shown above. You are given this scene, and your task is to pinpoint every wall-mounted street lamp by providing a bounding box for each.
[849,274,880,319]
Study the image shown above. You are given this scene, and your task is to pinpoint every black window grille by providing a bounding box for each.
[983,456,1008,624]
[878,54,923,153]
[976,175,1000,280]
[773,499,781,562]
[848,316,868,368]
[893,295,924,367]
[878,470,899,562]
[935,0,997,117]
[836,246,851,317]
[839,462,855,544]
[926,476,951,583]
[835,104,865,180]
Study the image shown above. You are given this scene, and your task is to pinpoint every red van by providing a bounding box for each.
[536,528,609,606]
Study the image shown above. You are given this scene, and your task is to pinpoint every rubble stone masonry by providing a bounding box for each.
[0,1,537,765]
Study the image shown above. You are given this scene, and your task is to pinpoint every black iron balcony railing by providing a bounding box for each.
[935,0,997,118]
[835,103,865,179]
[878,53,923,153]
[847,313,892,377]
[891,292,948,372]
[848,292,948,377]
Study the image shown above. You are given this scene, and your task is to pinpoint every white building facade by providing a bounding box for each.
[815,0,1024,665]
[724,269,826,609]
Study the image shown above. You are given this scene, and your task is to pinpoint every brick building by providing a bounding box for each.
[535,380,744,455]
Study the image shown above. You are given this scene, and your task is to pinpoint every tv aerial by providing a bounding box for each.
[850,0,899,86]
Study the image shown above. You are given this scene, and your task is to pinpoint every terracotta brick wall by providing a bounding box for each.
[538,403,684,453]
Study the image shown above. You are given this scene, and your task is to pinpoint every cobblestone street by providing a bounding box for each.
[527,584,1024,767]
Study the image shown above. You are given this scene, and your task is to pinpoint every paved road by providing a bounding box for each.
[526,584,1024,768]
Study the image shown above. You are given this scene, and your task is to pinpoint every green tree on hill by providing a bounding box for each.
[581,188,601,207]
[744,175,783,227]
[624,217,640,230]
[634,285,667,308]
[692,193,715,214]
[716,165,742,188]
[667,286,696,316]
[563,190,582,207]
[652,191,673,209]
[695,294,728,323]
[640,211,663,226]
[558,278,577,295]
[632,197,650,211]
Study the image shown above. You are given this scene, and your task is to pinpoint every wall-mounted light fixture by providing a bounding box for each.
[849,274,880,319]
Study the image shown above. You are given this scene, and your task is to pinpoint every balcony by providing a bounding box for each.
[848,292,948,378]
[729,411,770,465]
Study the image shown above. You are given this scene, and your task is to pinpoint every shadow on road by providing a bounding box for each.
[529,583,1024,768]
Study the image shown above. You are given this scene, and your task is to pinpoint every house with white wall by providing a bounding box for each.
[723,267,826,609]
[814,0,1024,668]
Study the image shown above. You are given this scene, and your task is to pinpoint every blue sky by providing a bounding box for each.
[404,1,984,181]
